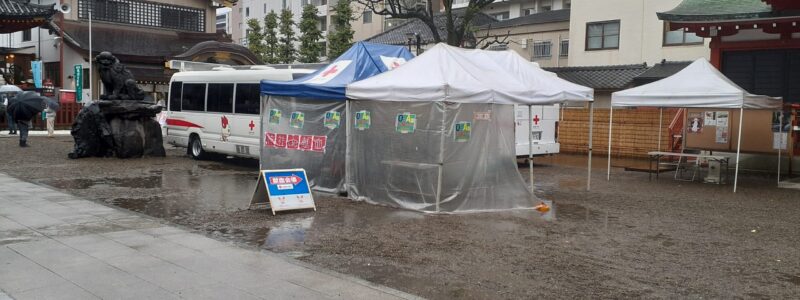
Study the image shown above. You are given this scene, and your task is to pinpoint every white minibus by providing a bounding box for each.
[165,69,295,159]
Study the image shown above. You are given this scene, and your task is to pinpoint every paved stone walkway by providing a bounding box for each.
[0,173,418,300]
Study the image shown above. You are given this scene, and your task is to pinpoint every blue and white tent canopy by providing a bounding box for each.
[260,42,415,100]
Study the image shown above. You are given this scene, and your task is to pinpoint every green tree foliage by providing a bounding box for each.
[245,19,267,61]
[327,0,354,59]
[277,9,297,64]
[298,5,324,63]
[263,11,280,64]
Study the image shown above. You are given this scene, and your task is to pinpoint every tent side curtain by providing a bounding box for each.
[260,42,415,100]
[346,101,536,213]
[611,58,782,109]
[347,43,594,105]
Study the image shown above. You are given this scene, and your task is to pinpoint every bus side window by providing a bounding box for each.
[234,84,260,115]
[169,81,182,111]
[207,83,234,113]
[182,83,206,111]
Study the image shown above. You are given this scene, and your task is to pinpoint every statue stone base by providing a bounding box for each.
[68,100,165,159]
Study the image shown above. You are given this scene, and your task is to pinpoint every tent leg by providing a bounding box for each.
[734,107,744,193]
[345,100,351,195]
[778,110,783,184]
[528,105,534,194]
[607,107,613,180]
[435,102,447,213]
[587,102,594,191]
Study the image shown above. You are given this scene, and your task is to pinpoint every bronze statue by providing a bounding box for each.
[95,51,149,101]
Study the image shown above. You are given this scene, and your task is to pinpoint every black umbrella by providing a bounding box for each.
[7,91,47,121]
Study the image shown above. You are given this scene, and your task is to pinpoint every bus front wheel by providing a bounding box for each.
[189,136,207,160]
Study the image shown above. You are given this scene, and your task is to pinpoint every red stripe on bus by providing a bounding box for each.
[166,118,204,128]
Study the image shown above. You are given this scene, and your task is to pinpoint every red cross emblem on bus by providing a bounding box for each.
[533,115,540,125]
[321,65,338,77]
[249,120,255,130]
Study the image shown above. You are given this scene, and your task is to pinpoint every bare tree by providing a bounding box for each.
[355,0,496,47]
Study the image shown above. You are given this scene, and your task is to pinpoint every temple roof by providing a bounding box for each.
[658,0,774,22]
[0,0,56,33]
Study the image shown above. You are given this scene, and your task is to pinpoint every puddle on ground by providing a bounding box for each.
[45,171,257,217]
[47,176,163,189]
[779,273,800,286]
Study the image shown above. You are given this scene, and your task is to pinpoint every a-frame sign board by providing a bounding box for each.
[250,169,317,215]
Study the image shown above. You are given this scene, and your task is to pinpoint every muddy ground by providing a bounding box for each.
[1,135,799,299]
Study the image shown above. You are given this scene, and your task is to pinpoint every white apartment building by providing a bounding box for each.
[567,0,709,66]
[453,0,570,21]
[217,7,232,34]
[231,0,327,50]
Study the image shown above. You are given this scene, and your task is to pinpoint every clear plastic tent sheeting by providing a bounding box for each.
[347,101,536,213]
[260,96,346,194]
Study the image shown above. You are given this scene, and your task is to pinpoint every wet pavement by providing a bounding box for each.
[0,173,416,300]
[2,136,800,299]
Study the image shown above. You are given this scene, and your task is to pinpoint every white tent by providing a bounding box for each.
[347,44,534,104]
[609,58,783,192]
[347,44,538,212]
[482,50,596,191]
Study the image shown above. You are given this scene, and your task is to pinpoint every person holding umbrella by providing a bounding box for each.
[0,85,22,134]
[7,91,53,147]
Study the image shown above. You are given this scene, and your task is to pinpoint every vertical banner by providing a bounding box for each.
[73,65,83,102]
[31,61,42,88]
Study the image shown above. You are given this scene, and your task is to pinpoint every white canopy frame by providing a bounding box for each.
[607,58,783,193]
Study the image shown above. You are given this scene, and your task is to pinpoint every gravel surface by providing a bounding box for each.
[2,135,799,299]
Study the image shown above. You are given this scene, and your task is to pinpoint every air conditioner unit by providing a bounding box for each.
[523,8,536,16]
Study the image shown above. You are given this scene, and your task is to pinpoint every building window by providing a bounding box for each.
[245,7,249,17]
[663,23,703,46]
[318,16,327,31]
[263,4,266,13]
[586,20,620,50]
[533,41,552,59]
[559,39,569,57]
[539,0,552,11]
[363,11,372,24]
[44,62,61,87]
[384,17,404,29]
[487,44,508,51]
[83,69,90,89]
[564,0,571,9]
[77,0,205,32]
[490,12,510,20]
[21,29,31,42]
[523,8,535,16]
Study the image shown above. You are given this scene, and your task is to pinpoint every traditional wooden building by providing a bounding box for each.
[659,0,800,169]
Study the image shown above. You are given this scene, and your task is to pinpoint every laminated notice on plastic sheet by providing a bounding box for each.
[266,131,326,152]
[269,109,282,125]
[455,121,471,142]
[395,112,417,133]
[474,111,491,121]
[324,111,341,129]
[290,112,305,129]
[355,110,371,130]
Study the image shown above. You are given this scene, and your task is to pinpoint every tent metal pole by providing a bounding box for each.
[587,102,594,191]
[345,100,351,195]
[435,102,446,213]
[734,107,744,192]
[778,110,783,184]
[607,106,613,180]
[528,105,534,194]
